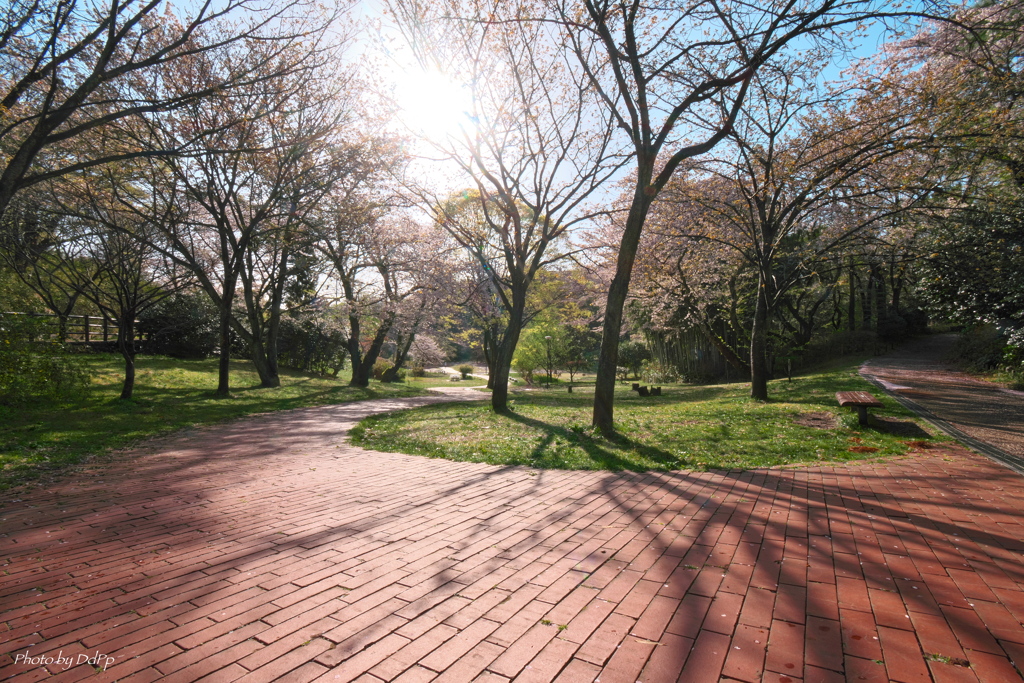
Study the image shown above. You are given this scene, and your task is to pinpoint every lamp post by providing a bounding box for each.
[544,335,552,388]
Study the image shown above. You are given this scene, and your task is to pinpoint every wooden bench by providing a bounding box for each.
[836,391,883,426]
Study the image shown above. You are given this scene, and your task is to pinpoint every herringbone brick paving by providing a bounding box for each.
[2,393,1024,681]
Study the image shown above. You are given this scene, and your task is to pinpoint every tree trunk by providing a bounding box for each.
[861,272,874,331]
[750,271,770,401]
[787,292,828,348]
[847,261,857,333]
[118,316,137,400]
[57,313,69,344]
[872,263,886,327]
[264,314,282,383]
[489,295,527,414]
[346,313,364,387]
[351,312,395,387]
[592,180,655,434]
[249,337,280,388]
[216,302,233,397]
[490,352,513,412]
[832,287,843,330]
[383,300,427,383]
[483,326,497,390]
[265,241,290,383]
[382,327,417,382]
[239,264,280,388]
[229,309,279,388]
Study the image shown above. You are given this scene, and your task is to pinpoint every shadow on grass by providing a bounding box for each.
[502,409,680,471]
[761,370,917,417]
[651,385,732,403]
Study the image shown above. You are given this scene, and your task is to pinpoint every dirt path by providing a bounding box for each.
[862,334,1024,468]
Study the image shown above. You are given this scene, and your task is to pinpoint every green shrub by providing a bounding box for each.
[641,360,680,384]
[946,325,1006,371]
[876,313,909,343]
[373,358,394,380]
[1002,333,1024,384]
[137,292,219,359]
[0,313,89,405]
[800,330,887,367]
[903,308,930,334]
[410,365,426,377]
[457,364,474,379]
[276,312,347,376]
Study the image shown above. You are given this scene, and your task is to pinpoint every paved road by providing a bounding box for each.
[2,369,1024,681]
[862,334,1024,465]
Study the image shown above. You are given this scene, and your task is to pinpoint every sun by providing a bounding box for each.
[390,66,476,144]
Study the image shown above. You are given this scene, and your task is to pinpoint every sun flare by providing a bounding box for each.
[390,67,476,144]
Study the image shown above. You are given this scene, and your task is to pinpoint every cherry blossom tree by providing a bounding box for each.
[0,0,344,221]
[641,61,936,398]
[387,0,627,412]
[545,0,954,429]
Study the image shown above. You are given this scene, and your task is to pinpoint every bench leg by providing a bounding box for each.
[856,406,868,427]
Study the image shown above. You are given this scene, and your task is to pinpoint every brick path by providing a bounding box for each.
[3,391,1024,681]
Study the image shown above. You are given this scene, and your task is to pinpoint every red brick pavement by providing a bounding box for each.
[2,394,1024,682]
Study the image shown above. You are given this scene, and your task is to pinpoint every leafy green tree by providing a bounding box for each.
[0,201,95,341]
[918,204,1024,349]
[560,323,600,385]
[617,340,651,381]
[880,3,1024,357]
[511,327,550,386]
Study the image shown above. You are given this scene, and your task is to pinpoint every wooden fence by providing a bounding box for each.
[1,311,123,344]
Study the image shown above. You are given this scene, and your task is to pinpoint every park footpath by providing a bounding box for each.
[2,351,1024,682]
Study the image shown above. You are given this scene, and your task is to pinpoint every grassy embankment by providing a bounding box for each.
[0,354,426,490]
[351,357,944,471]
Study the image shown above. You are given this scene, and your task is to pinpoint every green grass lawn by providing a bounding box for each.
[351,357,944,472]
[0,354,425,490]
[405,372,489,389]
